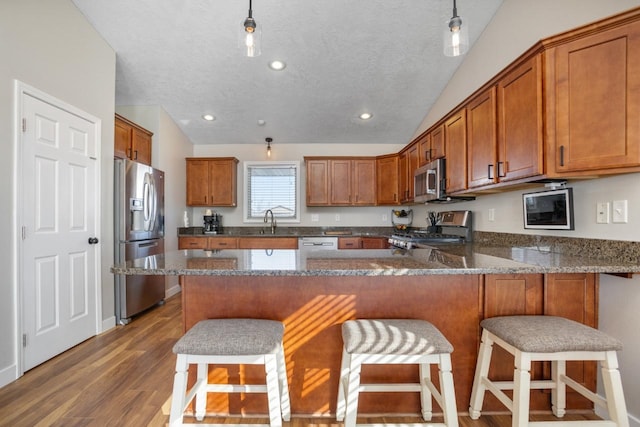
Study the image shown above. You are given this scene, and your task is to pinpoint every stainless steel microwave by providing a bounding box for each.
[414,158,445,203]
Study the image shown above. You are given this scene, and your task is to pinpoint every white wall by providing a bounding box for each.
[0,0,115,386]
[116,106,194,296]
[417,0,640,423]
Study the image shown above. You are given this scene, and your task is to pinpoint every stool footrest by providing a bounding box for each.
[205,384,268,393]
[360,383,423,392]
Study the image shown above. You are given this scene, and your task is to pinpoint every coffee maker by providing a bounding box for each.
[203,212,222,234]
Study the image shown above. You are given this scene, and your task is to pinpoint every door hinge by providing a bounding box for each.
[23,334,27,347]
[22,118,26,133]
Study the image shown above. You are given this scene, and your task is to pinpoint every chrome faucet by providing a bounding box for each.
[264,209,276,234]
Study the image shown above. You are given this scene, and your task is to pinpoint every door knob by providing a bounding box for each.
[88,237,99,244]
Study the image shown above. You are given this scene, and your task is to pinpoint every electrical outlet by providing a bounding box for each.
[612,200,628,223]
[596,202,609,224]
[335,214,340,222]
[382,214,388,222]
[311,214,319,222]
[488,208,495,222]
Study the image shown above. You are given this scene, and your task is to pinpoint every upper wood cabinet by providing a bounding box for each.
[444,109,467,194]
[186,157,238,207]
[545,16,640,176]
[305,157,376,206]
[467,87,498,189]
[417,125,446,167]
[398,143,419,203]
[375,154,399,205]
[114,114,153,166]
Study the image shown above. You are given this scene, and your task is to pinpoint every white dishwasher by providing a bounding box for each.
[299,236,338,250]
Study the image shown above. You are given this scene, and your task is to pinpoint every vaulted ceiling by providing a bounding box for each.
[72,0,503,145]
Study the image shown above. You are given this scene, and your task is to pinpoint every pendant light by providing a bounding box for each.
[444,0,468,57]
[266,137,272,158]
[240,0,261,57]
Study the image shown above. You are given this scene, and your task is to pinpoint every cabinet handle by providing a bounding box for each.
[487,164,494,180]
[133,150,138,160]
[394,193,397,201]
[559,145,565,167]
[498,161,506,178]
[127,148,132,158]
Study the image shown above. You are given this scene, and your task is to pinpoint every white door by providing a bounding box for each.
[20,92,99,371]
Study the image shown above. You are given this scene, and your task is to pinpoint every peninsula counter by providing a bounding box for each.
[112,244,640,417]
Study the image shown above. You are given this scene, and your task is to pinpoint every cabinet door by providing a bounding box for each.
[114,118,131,159]
[375,155,399,205]
[430,124,446,160]
[338,237,361,249]
[330,159,352,205]
[417,133,431,166]
[352,159,376,205]
[398,151,409,203]
[237,237,298,249]
[361,236,389,249]
[550,21,640,173]
[467,87,497,189]
[498,55,543,181]
[208,237,238,249]
[178,236,207,250]
[306,159,329,206]
[186,159,210,206]
[131,127,152,165]
[407,144,419,201]
[444,109,467,193]
[209,159,236,206]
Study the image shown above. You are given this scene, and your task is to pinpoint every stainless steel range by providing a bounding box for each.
[388,210,472,249]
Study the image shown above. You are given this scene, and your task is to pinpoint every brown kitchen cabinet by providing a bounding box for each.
[178,236,238,250]
[305,157,376,206]
[443,109,467,194]
[114,114,153,166]
[417,124,445,167]
[375,154,399,205]
[398,143,418,203]
[186,157,238,207]
[467,87,498,189]
[545,16,640,175]
[237,237,298,249]
[338,237,361,249]
[361,236,390,249]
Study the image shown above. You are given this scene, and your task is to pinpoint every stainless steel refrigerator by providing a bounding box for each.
[114,158,165,325]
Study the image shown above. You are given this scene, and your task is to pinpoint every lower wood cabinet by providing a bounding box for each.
[179,236,238,250]
[237,237,298,249]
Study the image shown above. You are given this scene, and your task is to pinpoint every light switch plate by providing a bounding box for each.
[596,202,609,224]
[612,200,628,223]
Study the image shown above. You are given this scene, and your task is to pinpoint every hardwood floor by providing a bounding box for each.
[0,294,600,427]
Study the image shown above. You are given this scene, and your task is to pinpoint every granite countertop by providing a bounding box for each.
[111,242,640,277]
[177,226,394,238]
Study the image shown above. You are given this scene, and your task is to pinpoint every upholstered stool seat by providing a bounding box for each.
[469,315,628,427]
[336,319,459,427]
[169,319,291,427]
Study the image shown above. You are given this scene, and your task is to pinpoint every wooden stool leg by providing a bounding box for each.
[419,362,433,421]
[551,360,566,418]
[439,354,459,427]
[343,354,363,427]
[265,354,283,427]
[276,345,291,421]
[169,354,188,427]
[335,348,351,422]
[194,362,208,421]
[601,351,629,427]
[512,351,532,427]
[469,329,494,419]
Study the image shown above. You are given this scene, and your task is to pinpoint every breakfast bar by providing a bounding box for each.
[112,244,640,417]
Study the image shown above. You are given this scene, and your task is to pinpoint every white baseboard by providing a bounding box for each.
[101,316,116,334]
[0,363,18,389]
[596,403,639,427]
[166,283,181,299]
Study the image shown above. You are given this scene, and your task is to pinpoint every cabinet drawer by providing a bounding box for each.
[178,237,207,249]
[237,237,299,249]
[338,237,362,249]
[207,237,238,249]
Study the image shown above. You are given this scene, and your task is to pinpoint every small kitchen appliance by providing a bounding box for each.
[388,210,472,249]
[204,213,222,234]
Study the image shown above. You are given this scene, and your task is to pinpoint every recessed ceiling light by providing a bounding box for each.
[257,119,266,126]
[268,60,286,71]
[202,114,215,121]
[359,113,373,120]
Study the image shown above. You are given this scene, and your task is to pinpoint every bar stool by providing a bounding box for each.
[336,319,459,427]
[469,315,628,427]
[169,318,291,427]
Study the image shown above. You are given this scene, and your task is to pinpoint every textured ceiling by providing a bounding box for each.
[72,0,503,145]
